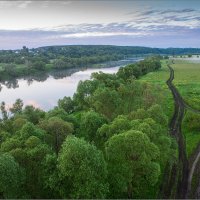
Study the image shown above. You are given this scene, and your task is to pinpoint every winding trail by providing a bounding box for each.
[166,63,200,198]
[166,64,189,198]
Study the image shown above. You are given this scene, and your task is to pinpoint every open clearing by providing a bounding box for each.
[172,60,200,110]
[140,60,174,117]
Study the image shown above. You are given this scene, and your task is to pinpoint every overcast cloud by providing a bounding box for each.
[0,0,200,49]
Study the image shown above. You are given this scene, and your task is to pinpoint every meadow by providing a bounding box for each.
[172,60,200,110]
[141,59,200,156]
[140,60,174,118]
[171,60,200,156]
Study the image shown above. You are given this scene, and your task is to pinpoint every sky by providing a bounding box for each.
[0,0,200,49]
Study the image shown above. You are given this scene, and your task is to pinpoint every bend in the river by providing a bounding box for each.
[0,58,142,111]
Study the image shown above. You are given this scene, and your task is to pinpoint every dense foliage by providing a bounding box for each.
[0,57,178,198]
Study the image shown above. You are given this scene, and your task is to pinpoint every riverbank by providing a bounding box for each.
[0,58,142,111]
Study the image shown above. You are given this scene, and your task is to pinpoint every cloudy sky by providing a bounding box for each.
[0,0,200,49]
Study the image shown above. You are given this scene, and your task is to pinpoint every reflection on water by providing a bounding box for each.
[0,68,80,91]
[0,58,142,111]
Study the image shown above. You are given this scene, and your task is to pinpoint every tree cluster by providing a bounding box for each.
[0,57,178,198]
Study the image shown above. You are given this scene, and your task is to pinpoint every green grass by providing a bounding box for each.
[140,60,170,84]
[172,60,200,110]
[141,59,200,156]
[0,63,53,79]
[140,60,174,118]
[171,61,200,156]
[184,130,200,157]
[183,111,200,156]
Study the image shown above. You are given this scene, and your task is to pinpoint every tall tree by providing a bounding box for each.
[57,136,108,198]
[105,130,160,198]
[0,154,25,198]
[39,117,73,154]
[10,99,23,115]
[79,110,107,142]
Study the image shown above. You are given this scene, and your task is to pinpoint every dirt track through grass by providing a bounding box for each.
[167,63,200,198]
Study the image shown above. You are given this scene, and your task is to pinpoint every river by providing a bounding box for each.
[0,58,141,111]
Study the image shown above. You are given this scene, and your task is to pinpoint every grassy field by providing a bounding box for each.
[141,59,200,110]
[172,60,200,110]
[172,60,200,156]
[140,59,200,156]
[140,60,174,118]
[183,111,200,156]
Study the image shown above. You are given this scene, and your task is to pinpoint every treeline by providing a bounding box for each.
[117,56,161,79]
[0,57,177,199]
[0,45,200,80]
[1,45,200,65]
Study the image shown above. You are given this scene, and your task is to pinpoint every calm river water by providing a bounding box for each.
[0,58,141,111]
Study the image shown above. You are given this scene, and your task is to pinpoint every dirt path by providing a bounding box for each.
[166,63,200,198]
[166,64,189,198]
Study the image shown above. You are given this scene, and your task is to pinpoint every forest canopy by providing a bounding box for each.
[0,56,179,199]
